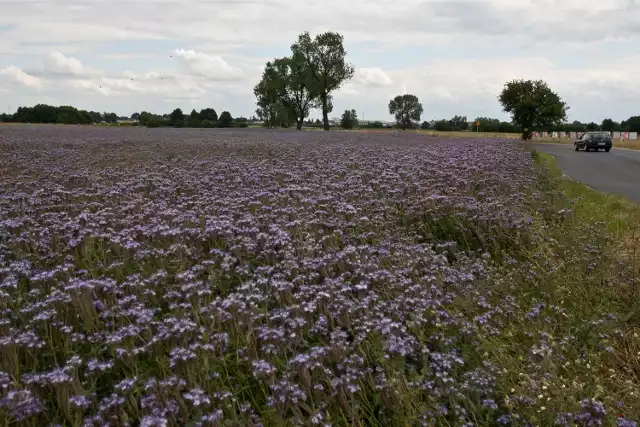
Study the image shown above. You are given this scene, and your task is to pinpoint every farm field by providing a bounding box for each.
[1,125,639,426]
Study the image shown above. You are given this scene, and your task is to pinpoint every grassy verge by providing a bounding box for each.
[474,150,640,425]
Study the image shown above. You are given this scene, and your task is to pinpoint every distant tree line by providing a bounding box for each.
[0,104,120,125]
[418,115,640,134]
[0,104,249,129]
[138,108,248,128]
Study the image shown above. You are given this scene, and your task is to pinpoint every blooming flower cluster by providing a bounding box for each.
[0,125,637,426]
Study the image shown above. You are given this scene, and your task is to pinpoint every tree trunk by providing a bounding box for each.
[322,95,330,131]
[296,118,304,130]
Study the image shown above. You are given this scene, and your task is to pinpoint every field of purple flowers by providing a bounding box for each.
[0,125,639,427]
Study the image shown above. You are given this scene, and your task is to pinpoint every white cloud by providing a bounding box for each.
[0,66,43,88]
[172,49,244,81]
[42,52,99,77]
[355,68,392,87]
[1,0,640,120]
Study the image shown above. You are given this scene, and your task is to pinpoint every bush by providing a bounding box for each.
[186,117,201,128]
[201,120,218,128]
[233,122,249,128]
[146,117,168,128]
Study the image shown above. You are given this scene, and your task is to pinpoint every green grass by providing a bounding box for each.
[534,150,640,238]
[477,150,640,424]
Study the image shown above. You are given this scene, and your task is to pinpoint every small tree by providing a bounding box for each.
[139,111,152,126]
[498,79,568,140]
[219,111,233,128]
[340,109,358,129]
[388,94,423,130]
[169,108,185,127]
[421,121,431,130]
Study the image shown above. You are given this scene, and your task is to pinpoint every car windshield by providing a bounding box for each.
[592,133,610,139]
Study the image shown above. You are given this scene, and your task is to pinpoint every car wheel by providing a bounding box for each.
[585,147,590,152]
[575,144,579,151]
[594,148,599,152]
[605,147,611,152]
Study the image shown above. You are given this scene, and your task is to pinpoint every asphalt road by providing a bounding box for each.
[531,143,640,202]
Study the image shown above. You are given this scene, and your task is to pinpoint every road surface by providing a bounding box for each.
[531,143,640,202]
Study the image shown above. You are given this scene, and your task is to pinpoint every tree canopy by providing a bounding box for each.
[169,108,185,127]
[340,109,358,130]
[255,54,321,130]
[388,94,423,130]
[498,79,568,140]
[219,111,233,128]
[290,31,354,131]
[198,108,218,122]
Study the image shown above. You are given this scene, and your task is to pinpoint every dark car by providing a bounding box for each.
[574,131,612,152]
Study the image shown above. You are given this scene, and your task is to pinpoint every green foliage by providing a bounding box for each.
[219,111,233,128]
[88,111,102,123]
[200,119,218,128]
[254,70,281,128]
[421,121,431,130]
[601,118,616,132]
[498,79,568,140]
[449,115,468,130]
[198,108,218,121]
[340,109,358,129]
[291,31,354,131]
[139,111,152,126]
[433,119,453,131]
[169,108,185,127]
[146,116,169,127]
[472,117,518,133]
[388,94,423,130]
[255,54,321,130]
[621,115,640,132]
[7,104,99,124]
[186,116,201,128]
[102,112,118,123]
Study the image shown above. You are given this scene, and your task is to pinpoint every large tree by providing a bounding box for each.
[255,55,321,130]
[498,79,568,140]
[388,94,423,130]
[291,31,354,131]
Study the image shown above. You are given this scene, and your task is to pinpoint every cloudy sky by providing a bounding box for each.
[1,0,639,122]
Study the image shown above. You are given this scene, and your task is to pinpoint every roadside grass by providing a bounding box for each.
[475,150,640,425]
